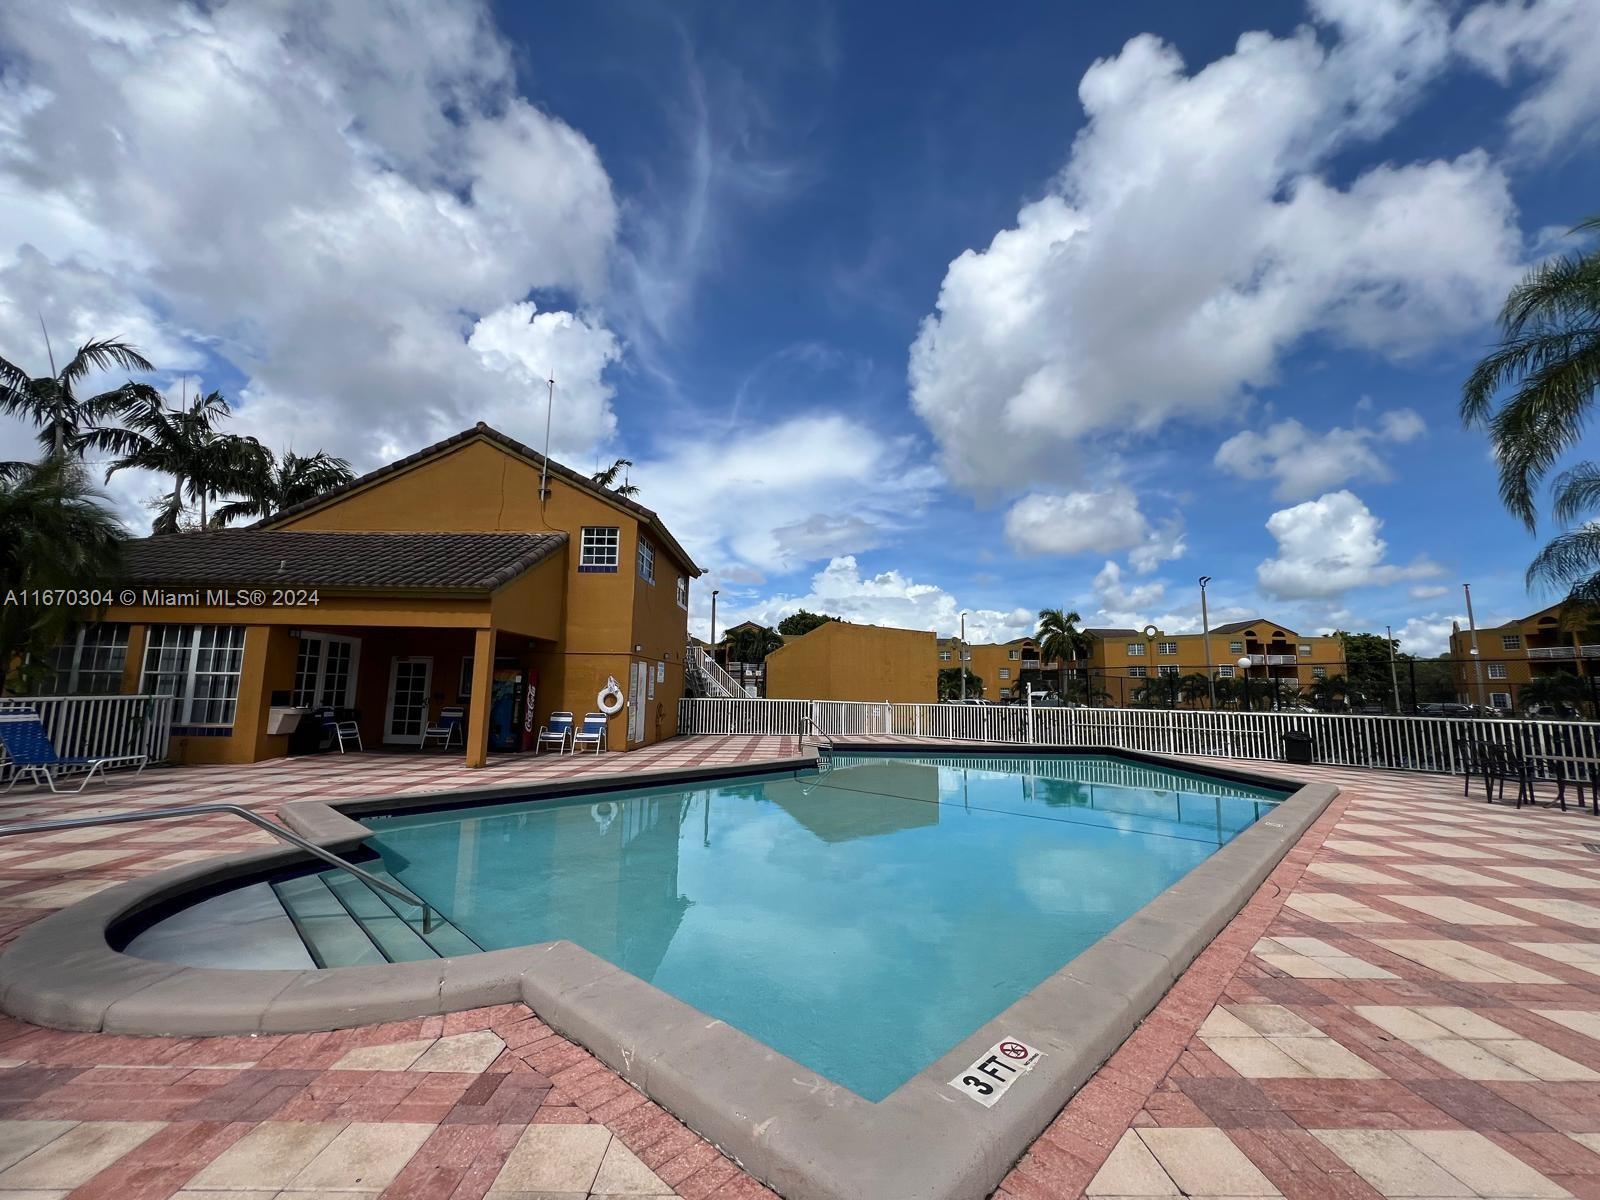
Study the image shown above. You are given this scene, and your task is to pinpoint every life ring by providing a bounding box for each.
[590,800,617,833]
[597,677,625,716]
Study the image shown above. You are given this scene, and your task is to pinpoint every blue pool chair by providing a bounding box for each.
[536,711,574,754]
[0,712,148,793]
[422,706,465,750]
[572,712,608,754]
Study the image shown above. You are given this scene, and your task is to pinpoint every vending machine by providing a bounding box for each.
[489,666,524,752]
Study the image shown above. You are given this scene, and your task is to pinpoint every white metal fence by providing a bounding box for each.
[678,697,1600,776]
[0,694,175,782]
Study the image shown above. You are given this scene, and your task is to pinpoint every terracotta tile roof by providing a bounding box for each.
[121,530,566,592]
[254,422,701,576]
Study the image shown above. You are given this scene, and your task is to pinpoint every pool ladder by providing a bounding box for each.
[802,715,837,773]
[0,803,437,933]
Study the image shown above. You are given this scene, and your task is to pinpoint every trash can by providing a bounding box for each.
[1283,730,1314,765]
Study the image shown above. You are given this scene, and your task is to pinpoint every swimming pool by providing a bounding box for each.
[136,750,1283,1100]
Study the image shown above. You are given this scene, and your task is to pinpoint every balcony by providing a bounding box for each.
[1239,654,1300,666]
[1526,645,1600,660]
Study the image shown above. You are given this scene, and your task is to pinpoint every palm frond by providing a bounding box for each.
[1480,333,1600,527]
[1550,461,1600,526]
[1526,523,1600,593]
[56,339,155,389]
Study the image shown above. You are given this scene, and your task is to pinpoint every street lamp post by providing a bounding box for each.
[710,589,720,664]
[1199,576,1216,710]
[1237,656,1253,712]
[959,611,968,702]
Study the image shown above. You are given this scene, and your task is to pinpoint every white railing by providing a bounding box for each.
[685,646,750,699]
[678,697,1600,776]
[0,694,175,782]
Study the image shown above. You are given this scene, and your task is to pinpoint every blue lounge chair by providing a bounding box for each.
[422,706,465,750]
[536,711,574,754]
[0,712,148,793]
[571,712,608,754]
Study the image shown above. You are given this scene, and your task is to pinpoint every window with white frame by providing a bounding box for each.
[1501,634,1522,650]
[579,526,620,572]
[1488,663,1509,679]
[1312,666,1326,679]
[1229,640,1244,654]
[1126,642,1146,656]
[142,625,246,725]
[636,537,656,583]
[675,576,687,608]
[37,623,129,695]
[1298,644,1312,656]
[1158,641,1177,655]
[1128,665,1147,677]
[1008,649,1020,660]
[1158,664,1179,677]
[1490,691,1511,709]
[1000,688,1011,699]
[999,668,1010,680]
[1218,665,1235,678]
[939,649,952,661]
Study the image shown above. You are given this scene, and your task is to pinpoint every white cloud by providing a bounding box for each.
[1214,408,1425,499]
[1257,490,1444,599]
[1087,560,1247,635]
[908,2,1522,492]
[0,0,622,489]
[1409,584,1450,600]
[1456,0,1600,160]
[1004,486,1185,572]
[729,556,1034,643]
[632,414,940,577]
[1396,613,1465,657]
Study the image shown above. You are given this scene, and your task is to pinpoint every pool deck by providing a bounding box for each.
[0,737,1598,1199]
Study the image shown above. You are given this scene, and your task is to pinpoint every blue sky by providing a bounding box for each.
[2,0,1597,654]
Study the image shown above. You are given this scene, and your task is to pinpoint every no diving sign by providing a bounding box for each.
[949,1038,1042,1107]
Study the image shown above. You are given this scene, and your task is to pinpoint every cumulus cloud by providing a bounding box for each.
[632,413,940,577]
[907,1,1522,491]
[1457,0,1600,159]
[1257,490,1444,599]
[1409,584,1451,600]
[1004,486,1185,571]
[1214,408,1425,499]
[729,556,1034,642]
[0,0,622,483]
[1396,613,1465,658]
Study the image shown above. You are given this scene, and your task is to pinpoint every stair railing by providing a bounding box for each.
[0,803,436,933]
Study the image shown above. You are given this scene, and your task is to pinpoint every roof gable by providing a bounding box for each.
[258,423,700,576]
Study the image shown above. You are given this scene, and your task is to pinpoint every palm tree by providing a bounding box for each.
[96,390,263,532]
[1518,672,1588,715]
[1308,673,1350,712]
[211,449,356,527]
[938,666,984,701]
[0,336,159,468]
[723,623,783,664]
[1177,672,1213,709]
[591,458,639,498]
[1462,212,1600,600]
[1035,608,1092,696]
[0,456,125,692]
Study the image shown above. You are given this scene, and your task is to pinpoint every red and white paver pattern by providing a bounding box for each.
[2,740,1599,1199]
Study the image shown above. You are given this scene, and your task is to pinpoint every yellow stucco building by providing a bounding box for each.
[934,637,1046,700]
[47,424,699,767]
[1448,602,1600,711]
[766,621,937,703]
[1084,620,1343,702]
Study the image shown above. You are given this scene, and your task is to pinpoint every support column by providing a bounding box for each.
[465,627,495,768]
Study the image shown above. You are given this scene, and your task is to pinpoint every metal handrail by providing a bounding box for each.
[0,803,436,933]
[802,714,837,755]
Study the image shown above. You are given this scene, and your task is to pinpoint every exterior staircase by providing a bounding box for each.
[686,644,749,698]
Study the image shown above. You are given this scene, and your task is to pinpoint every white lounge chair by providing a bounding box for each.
[571,712,608,754]
[537,712,574,754]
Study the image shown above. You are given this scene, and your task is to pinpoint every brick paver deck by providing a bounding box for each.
[1,739,1598,1199]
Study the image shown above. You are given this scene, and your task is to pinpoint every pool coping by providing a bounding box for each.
[0,743,1336,1200]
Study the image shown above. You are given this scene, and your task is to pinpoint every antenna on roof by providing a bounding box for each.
[539,377,554,501]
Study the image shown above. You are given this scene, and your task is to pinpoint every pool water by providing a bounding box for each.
[358,752,1285,1100]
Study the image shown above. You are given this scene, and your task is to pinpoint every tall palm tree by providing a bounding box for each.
[0,456,125,692]
[1518,672,1588,714]
[1035,608,1092,696]
[591,457,639,498]
[96,390,263,533]
[724,624,783,664]
[211,449,356,526]
[1463,212,1600,600]
[0,336,159,469]
[1177,672,1213,709]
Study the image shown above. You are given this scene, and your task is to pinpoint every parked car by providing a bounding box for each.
[1415,702,1475,717]
[1523,702,1581,719]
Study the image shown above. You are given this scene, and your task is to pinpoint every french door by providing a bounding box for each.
[385,656,432,745]
[628,660,648,744]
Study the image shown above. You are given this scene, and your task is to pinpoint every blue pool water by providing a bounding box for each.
[355,752,1286,1100]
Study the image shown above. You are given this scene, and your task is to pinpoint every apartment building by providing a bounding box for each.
[1448,602,1600,711]
[933,637,1051,701]
[1085,620,1344,700]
